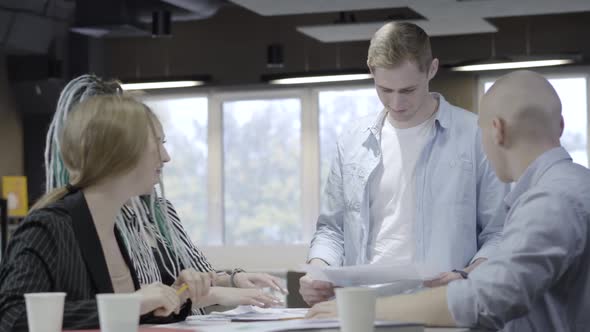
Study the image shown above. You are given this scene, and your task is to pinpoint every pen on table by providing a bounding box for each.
[176,272,223,296]
[176,283,189,296]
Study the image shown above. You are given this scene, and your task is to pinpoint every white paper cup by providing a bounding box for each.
[24,292,66,332]
[96,294,141,332]
[335,287,376,332]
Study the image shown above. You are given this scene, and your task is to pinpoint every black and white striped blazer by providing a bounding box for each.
[120,199,215,315]
[0,191,190,332]
[120,199,215,278]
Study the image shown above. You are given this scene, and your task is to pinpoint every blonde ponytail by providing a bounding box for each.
[30,187,70,211]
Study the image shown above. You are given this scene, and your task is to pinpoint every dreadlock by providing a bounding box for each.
[44,74,206,287]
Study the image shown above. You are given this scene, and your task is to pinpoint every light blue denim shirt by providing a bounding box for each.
[308,94,510,272]
[447,147,590,332]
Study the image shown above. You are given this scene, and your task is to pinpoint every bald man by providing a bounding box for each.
[307,70,590,332]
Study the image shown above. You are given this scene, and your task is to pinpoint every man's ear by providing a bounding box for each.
[559,115,565,138]
[428,58,439,80]
[492,117,506,146]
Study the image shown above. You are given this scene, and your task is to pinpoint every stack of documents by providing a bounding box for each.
[300,263,444,296]
[208,305,308,322]
[301,263,441,287]
[158,318,423,332]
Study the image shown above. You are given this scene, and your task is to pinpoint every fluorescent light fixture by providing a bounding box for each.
[121,80,204,91]
[263,70,372,85]
[269,73,372,84]
[450,56,578,72]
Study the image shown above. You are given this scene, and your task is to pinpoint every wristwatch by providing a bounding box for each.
[452,269,469,279]
[230,268,246,287]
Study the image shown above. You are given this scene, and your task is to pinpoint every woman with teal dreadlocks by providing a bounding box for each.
[44,74,287,313]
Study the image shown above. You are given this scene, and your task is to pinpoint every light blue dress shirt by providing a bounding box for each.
[308,94,509,273]
[447,147,590,331]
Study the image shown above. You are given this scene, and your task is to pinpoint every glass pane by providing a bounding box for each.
[484,77,588,167]
[549,78,588,167]
[319,88,382,194]
[143,97,209,244]
[223,98,302,245]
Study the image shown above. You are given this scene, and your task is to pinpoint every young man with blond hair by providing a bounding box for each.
[308,70,590,332]
[300,22,509,305]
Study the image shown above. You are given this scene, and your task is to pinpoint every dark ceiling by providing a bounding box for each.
[1,0,590,84]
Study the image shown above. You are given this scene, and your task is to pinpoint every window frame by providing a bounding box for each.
[140,83,379,247]
[136,68,589,268]
[211,89,307,245]
[139,92,210,242]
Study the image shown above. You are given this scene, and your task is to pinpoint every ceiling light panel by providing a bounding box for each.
[230,0,590,42]
[228,0,407,16]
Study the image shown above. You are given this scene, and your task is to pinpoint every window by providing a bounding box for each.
[484,76,588,167]
[222,98,302,244]
[318,88,382,193]
[143,97,209,244]
[141,75,587,248]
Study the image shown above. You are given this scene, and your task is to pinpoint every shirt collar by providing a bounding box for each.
[504,146,572,209]
[433,93,451,129]
[367,92,451,136]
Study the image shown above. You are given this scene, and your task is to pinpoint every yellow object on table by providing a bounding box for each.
[176,283,189,296]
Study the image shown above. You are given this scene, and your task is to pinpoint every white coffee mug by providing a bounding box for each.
[96,293,141,332]
[24,292,67,332]
[335,287,377,332]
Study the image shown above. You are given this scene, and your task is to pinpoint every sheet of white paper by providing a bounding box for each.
[261,319,422,331]
[155,307,308,330]
[155,319,421,332]
[301,263,441,287]
[208,306,307,321]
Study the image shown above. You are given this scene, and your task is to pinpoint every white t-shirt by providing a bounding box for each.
[369,113,436,265]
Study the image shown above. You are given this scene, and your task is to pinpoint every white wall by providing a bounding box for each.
[200,245,309,272]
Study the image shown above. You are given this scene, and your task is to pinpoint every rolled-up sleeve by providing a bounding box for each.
[447,280,478,327]
[447,190,586,330]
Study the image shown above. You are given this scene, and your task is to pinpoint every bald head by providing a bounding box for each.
[479,70,563,182]
[481,70,562,143]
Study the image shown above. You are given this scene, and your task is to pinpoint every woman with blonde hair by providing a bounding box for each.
[0,95,213,331]
[43,75,285,314]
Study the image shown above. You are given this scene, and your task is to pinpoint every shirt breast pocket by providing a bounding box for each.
[341,163,365,210]
[430,155,475,205]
